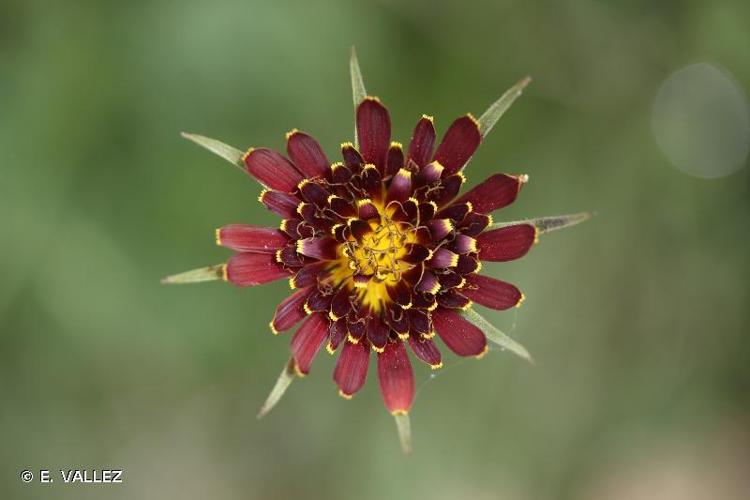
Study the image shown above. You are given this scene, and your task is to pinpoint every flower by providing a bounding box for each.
[163,49,589,453]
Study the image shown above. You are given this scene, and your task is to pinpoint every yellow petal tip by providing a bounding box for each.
[285,128,299,140]
[475,344,490,359]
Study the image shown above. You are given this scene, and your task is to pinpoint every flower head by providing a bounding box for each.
[164,49,589,453]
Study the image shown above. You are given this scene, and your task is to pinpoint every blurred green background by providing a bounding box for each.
[2,0,749,498]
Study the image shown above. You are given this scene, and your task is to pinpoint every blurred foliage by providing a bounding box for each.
[1,0,748,499]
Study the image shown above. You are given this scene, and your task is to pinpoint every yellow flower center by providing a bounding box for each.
[328,203,418,313]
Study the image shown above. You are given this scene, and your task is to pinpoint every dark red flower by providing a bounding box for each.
[164,49,590,453]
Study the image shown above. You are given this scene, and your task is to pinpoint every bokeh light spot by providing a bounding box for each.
[652,63,749,178]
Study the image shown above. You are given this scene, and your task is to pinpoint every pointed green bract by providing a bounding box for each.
[393,413,412,455]
[349,46,367,148]
[257,358,297,419]
[161,264,225,285]
[181,132,245,170]
[461,308,533,363]
[350,46,367,110]
[491,212,592,235]
[477,76,532,138]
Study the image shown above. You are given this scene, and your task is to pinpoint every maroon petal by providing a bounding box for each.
[433,115,481,175]
[384,306,409,337]
[276,246,305,268]
[415,161,444,187]
[295,221,317,240]
[271,287,311,333]
[416,270,440,295]
[454,173,526,215]
[387,281,413,309]
[401,263,425,285]
[360,164,383,199]
[386,199,416,223]
[296,202,317,225]
[296,237,339,261]
[408,115,437,168]
[436,289,471,310]
[427,248,459,269]
[430,173,464,207]
[244,148,303,192]
[476,224,537,262]
[259,190,299,218]
[401,244,432,265]
[426,218,454,241]
[367,316,390,352]
[216,224,287,253]
[437,202,472,223]
[462,273,523,310]
[340,143,363,170]
[331,223,347,242]
[432,307,487,357]
[408,309,432,338]
[417,201,437,222]
[290,261,329,289]
[290,313,329,375]
[348,219,371,243]
[280,218,303,239]
[299,180,329,207]
[347,314,367,343]
[334,339,370,397]
[225,252,291,287]
[356,97,391,170]
[402,197,420,221]
[357,199,379,220]
[327,319,347,353]
[455,254,481,275]
[304,288,333,313]
[437,270,464,289]
[408,336,442,369]
[386,168,413,203]
[330,162,353,184]
[385,142,405,179]
[330,286,353,321]
[329,196,356,218]
[286,130,329,178]
[449,234,477,254]
[458,212,492,237]
[377,341,415,415]
[411,292,437,311]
